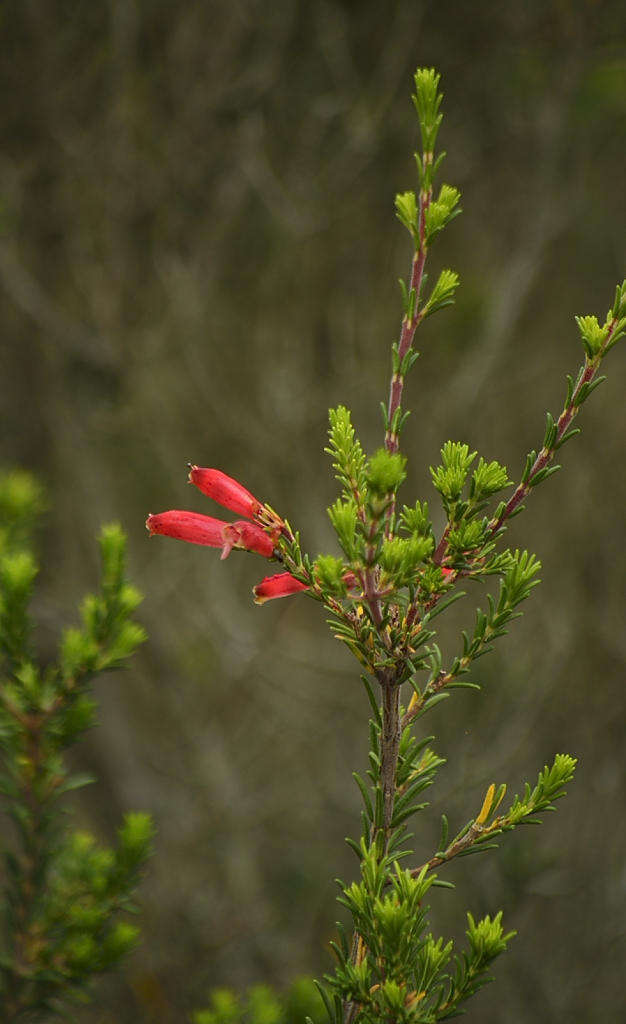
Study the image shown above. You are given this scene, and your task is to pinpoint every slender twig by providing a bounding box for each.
[488,343,614,536]
[431,523,451,566]
[385,197,431,456]
[433,316,619,568]
[361,505,386,631]
[401,636,481,729]
[410,818,495,878]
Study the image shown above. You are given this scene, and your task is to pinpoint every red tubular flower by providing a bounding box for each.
[189,466,262,520]
[146,511,276,560]
[253,572,309,604]
[146,511,227,548]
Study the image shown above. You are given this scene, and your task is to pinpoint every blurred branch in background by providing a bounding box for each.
[0,1,624,1021]
[0,472,152,1018]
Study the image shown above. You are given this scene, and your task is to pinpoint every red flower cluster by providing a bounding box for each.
[146,467,308,603]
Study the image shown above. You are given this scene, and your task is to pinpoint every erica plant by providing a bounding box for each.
[148,70,625,1024]
[0,472,153,1020]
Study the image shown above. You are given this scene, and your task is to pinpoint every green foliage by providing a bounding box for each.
[380,536,434,587]
[0,471,46,557]
[470,458,511,506]
[0,471,152,1019]
[610,278,626,322]
[399,502,432,540]
[195,989,241,1024]
[329,726,556,1020]
[366,450,407,498]
[60,524,146,680]
[422,270,459,319]
[575,314,607,357]
[423,185,461,247]
[328,851,514,1023]
[0,550,38,666]
[193,977,325,1024]
[315,555,348,595]
[412,69,444,186]
[576,281,626,356]
[430,442,477,511]
[41,815,152,978]
[506,754,577,825]
[395,191,419,241]
[325,407,368,508]
[328,499,359,561]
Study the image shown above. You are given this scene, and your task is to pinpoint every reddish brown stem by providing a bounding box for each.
[380,680,402,835]
[362,570,383,629]
[431,523,451,566]
[488,356,601,535]
[385,193,431,456]
[433,317,618,568]
[410,813,502,880]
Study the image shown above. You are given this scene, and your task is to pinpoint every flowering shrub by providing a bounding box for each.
[149,70,625,1023]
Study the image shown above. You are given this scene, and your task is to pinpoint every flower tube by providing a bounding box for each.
[146,512,276,560]
[146,511,227,548]
[188,466,262,520]
[253,572,309,604]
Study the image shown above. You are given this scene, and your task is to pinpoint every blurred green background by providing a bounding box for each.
[1,1,625,1021]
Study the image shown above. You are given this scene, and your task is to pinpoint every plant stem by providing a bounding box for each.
[379,678,401,838]
[433,316,619,566]
[343,674,401,1024]
[362,569,383,630]
[488,352,606,535]
[343,191,434,1024]
[411,819,491,878]
[385,195,431,457]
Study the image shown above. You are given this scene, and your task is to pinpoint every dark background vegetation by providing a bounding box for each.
[1,1,625,1021]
